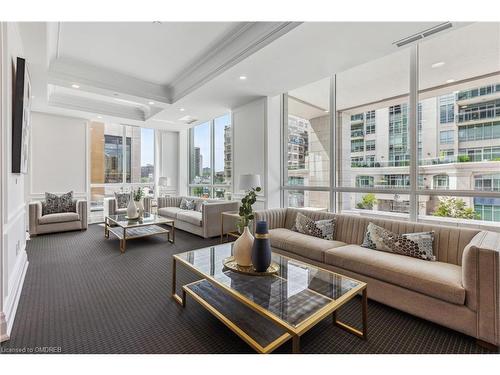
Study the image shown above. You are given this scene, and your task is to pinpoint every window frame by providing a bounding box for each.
[188,114,232,198]
[280,43,500,227]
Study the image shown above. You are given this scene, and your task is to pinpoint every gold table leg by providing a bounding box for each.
[333,287,368,340]
[120,227,126,253]
[292,335,300,354]
[172,257,184,306]
[104,218,109,238]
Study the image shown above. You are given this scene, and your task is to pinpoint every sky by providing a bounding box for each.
[141,127,154,165]
[194,113,230,171]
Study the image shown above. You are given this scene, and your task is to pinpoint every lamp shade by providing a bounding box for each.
[159,177,171,187]
[238,174,261,191]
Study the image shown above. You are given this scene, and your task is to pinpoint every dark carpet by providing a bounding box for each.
[1,224,496,354]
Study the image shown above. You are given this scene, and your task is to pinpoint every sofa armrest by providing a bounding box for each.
[104,197,117,217]
[143,196,152,213]
[76,200,88,229]
[28,201,43,235]
[254,208,287,230]
[462,231,500,345]
[202,201,239,238]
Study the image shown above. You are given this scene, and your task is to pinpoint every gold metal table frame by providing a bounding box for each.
[171,250,367,354]
[105,214,175,253]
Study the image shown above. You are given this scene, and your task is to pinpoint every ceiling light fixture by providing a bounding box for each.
[179,108,185,112]
[446,79,455,83]
[97,116,103,119]
[431,61,445,68]
[148,101,155,105]
[324,110,329,113]
[71,84,80,89]
[239,76,247,80]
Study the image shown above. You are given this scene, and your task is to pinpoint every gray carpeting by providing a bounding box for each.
[1,224,496,354]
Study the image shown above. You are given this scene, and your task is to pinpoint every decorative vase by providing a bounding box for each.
[233,226,254,267]
[251,221,272,272]
[136,198,144,217]
[127,195,139,219]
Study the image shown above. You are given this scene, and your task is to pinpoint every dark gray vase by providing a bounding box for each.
[251,220,272,272]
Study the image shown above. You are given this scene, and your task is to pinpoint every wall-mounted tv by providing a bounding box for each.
[12,57,32,174]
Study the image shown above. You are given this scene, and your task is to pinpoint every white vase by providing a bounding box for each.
[233,226,254,267]
[136,199,144,217]
[127,196,138,219]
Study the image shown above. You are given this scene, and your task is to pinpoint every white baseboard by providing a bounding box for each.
[1,249,29,342]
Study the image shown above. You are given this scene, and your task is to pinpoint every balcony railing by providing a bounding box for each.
[457,84,500,101]
[457,107,500,123]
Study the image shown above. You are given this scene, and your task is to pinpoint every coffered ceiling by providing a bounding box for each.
[18,21,473,130]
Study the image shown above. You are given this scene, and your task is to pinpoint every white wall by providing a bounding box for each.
[28,112,88,202]
[157,130,179,196]
[178,129,188,196]
[0,22,29,342]
[265,95,282,209]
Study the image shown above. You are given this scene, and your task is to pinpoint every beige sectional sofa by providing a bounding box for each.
[255,208,500,348]
[158,196,239,238]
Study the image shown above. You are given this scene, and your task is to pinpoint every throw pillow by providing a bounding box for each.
[43,192,60,215]
[294,212,335,240]
[114,192,130,209]
[42,191,75,215]
[179,198,195,210]
[59,191,76,213]
[195,200,205,212]
[362,222,436,261]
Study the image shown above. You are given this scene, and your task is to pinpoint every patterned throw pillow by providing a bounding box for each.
[42,191,75,215]
[114,192,130,209]
[195,200,205,212]
[362,222,436,261]
[59,191,76,213]
[179,198,195,210]
[294,212,335,240]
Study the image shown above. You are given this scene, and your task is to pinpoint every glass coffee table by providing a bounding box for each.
[172,243,367,353]
[105,213,175,253]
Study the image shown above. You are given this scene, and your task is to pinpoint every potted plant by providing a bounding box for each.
[133,187,145,217]
[237,186,261,233]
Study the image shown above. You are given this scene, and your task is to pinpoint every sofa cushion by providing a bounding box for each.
[269,228,346,263]
[39,212,80,225]
[325,245,465,305]
[294,212,335,240]
[158,207,184,218]
[177,211,203,226]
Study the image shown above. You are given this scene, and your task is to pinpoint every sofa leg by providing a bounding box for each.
[476,339,499,351]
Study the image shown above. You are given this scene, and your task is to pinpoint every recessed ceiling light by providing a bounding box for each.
[148,101,155,105]
[431,61,445,68]
[97,116,103,119]
[324,110,329,113]
[179,108,185,112]
[31,95,35,99]
[71,84,80,89]
[446,79,455,83]
[239,76,247,80]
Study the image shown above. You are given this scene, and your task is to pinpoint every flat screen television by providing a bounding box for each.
[12,56,32,174]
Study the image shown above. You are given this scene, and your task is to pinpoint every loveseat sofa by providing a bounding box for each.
[157,196,239,238]
[254,208,500,349]
[29,200,88,236]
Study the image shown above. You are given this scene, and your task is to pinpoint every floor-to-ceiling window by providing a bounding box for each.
[89,122,155,223]
[189,113,232,198]
[281,22,500,228]
[283,77,330,210]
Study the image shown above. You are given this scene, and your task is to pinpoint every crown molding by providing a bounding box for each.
[170,22,302,102]
[48,57,171,104]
